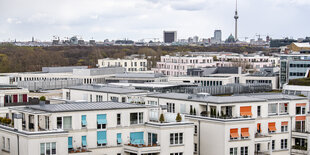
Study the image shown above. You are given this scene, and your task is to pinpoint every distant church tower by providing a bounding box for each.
[234,0,239,41]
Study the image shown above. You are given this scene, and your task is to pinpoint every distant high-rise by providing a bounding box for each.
[214,30,222,42]
[163,31,177,43]
[234,0,239,41]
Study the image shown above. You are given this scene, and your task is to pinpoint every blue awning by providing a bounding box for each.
[68,137,73,149]
[82,115,87,126]
[97,131,107,144]
[97,114,107,124]
[130,132,144,144]
[82,136,87,146]
[117,133,122,143]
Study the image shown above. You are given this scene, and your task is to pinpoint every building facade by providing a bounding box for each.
[98,58,148,72]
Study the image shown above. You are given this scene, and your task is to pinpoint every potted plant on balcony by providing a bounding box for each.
[176,113,182,122]
[159,113,165,123]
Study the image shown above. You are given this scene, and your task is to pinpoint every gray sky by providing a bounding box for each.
[0,0,310,41]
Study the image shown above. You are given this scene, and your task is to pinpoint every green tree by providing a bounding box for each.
[176,113,182,122]
[159,113,165,123]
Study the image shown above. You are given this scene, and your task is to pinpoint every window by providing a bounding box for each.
[7,138,9,151]
[241,128,249,139]
[130,112,143,125]
[170,133,183,145]
[63,116,72,129]
[81,115,87,128]
[257,106,261,116]
[170,153,183,155]
[296,120,306,132]
[167,103,175,113]
[66,92,70,100]
[268,103,278,115]
[2,137,5,149]
[82,136,87,147]
[97,114,107,129]
[96,95,103,102]
[117,114,121,125]
[230,147,237,155]
[240,146,248,155]
[117,133,122,145]
[97,131,107,146]
[279,103,288,114]
[194,125,197,134]
[111,96,119,102]
[296,106,306,115]
[40,142,56,155]
[272,140,275,150]
[121,97,126,102]
[281,139,287,149]
[268,122,276,133]
[148,101,158,106]
[281,122,288,132]
[194,143,197,153]
[147,133,157,145]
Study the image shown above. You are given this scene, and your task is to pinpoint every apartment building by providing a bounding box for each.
[143,93,309,155]
[62,85,148,103]
[154,55,216,76]
[98,58,148,72]
[0,101,194,155]
[279,54,310,88]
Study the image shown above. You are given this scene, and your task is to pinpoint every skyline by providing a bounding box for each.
[1,0,310,41]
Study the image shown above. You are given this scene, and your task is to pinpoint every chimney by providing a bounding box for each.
[14,114,23,131]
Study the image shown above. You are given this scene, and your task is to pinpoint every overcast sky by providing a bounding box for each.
[0,0,310,42]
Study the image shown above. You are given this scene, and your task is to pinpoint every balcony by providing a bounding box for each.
[292,145,307,154]
[124,144,161,154]
[69,147,92,155]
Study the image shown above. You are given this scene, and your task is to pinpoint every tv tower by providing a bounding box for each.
[234,0,239,41]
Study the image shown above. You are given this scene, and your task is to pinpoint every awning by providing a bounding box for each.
[230,128,239,138]
[130,132,144,144]
[117,133,122,143]
[257,123,261,132]
[82,136,87,146]
[281,121,288,126]
[296,116,306,121]
[241,128,249,137]
[68,137,73,149]
[240,106,252,116]
[82,115,87,126]
[97,114,107,124]
[97,131,107,144]
[296,103,306,107]
[268,122,276,131]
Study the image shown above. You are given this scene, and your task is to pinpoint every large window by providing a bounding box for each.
[40,142,56,155]
[281,139,288,149]
[97,114,107,129]
[130,112,143,125]
[148,133,158,145]
[268,103,278,115]
[96,95,103,102]
[97,131,107,146]
[296,106,306,115]
[170,133,183,145]
[281,122,288,132]
[279,103,288,114]
[57,116,72,129]
[296,121,306,132]
[230,147,237,155]
[240,146,248,155]
[167,103,175,113]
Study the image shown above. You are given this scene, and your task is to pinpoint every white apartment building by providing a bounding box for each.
[143,93,309,155]
[98,58,148,72]
[0,101,194,155]
[62,85,148,103]
[283,84,310,100]
[168,76,235,86]
[154,55,216,76]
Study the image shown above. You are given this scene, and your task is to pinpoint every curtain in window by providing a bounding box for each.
[268,104,277,114]
[40,143,45,155]
[117,133,122,143]
[82,136,87,146]
[63,116,72,129]
[130,132,144,144]
[81,115,87,126]
[97,131,107,144]
[97,114,107,124]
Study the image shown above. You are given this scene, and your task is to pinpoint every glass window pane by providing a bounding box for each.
[63,116,72,129]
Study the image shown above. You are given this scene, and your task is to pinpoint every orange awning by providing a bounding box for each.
[240,106,252,116]
[241,128,249,137]
[230,128,239,138]
[296,103,306,107]
[268,122,276,131]
[296,116,306,121]
[281,122,288,126]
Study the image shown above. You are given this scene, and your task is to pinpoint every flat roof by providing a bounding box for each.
[147,93,306,104]
[109,82,195,88]
[11,101,147,113]
[66,85,148,94]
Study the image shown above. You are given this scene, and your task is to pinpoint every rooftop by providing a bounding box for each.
[147,93,306,104]
[288,78,310,86]
[114,73,164,78]
[11,101,147,113]
[66,85,148,94]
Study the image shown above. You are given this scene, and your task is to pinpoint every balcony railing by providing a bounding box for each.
[292,145,307,151]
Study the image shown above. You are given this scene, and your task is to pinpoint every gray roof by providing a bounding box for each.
[147,93,306,104]
[12,102,147,113]
[66,85,148,94]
